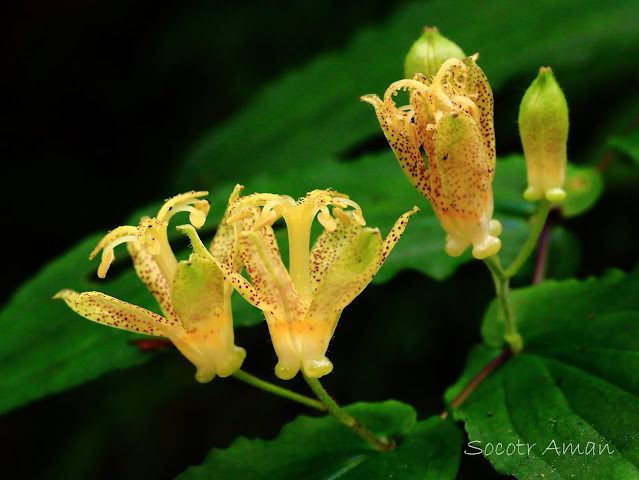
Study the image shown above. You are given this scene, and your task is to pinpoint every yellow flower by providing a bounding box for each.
[181,188,418,380]
[54,189,246,383]
[361,55,502,259]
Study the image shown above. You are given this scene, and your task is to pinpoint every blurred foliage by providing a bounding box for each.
[3,0,639,479]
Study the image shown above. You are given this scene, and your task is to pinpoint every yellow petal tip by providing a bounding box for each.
[545,188,567,203]
[472,237,501,259]
[523,187,543,202]
[275,361,299,380]
[302,357,334,378]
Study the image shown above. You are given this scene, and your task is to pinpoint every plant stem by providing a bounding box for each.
[533,215,553,285]
[441,349,512,419]
[504,198,551,278]
[303,375,395,452]
[232,370,326,411]
[484,256,523,354]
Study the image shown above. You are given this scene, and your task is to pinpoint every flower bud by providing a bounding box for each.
[404,27,466,79]
[519,67,569,202]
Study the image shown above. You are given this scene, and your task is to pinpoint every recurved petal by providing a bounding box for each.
[380,206,420,264]
[171,254,226,334]
[361,85,432,201]
[463,56,495,175]
[209,185,246,270]
[53,289,181,337]
[127,241,181,324]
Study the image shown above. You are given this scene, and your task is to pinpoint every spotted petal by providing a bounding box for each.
[127,241,180,324]
[309,210,366,294]
[53,289,181,337]
[170,254,246,381]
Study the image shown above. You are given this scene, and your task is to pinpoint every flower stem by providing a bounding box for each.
[484,256,523,354]
[303,374,395,452]
[504,198,551,278]
[533,215,553,285]
[232,370,326,411]
[441,348,512,418]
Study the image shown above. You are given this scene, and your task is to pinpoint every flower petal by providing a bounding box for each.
[53,289,181,336]
[209,185,245,270]
[170,254,246,381]
[127,241,181,325]
[240,226,306,321]
[177,224,277,313]
[309,228,383,325]
[434,112,500,259]
[171,254,226,334]
[361,82,432,201]
[309,210,365,294]
[463,55,496,177]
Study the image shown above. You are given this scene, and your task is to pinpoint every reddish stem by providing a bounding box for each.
[441,349,513,418]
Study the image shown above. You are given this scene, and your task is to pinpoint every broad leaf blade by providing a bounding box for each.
[448,269,639,479]
[176,401,461,480]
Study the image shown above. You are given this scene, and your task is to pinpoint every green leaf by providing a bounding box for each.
[449,269,639,479]
[561,163,604,217]
[608,127,639,165]
[176,401,461,480]
[174,0,639,189]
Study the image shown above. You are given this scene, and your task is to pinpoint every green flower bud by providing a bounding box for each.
[404,27,466,79]
[519,67,569,202]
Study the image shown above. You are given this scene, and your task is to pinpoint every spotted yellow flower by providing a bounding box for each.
[361,55,502,259]
[54,190,246,383]
[181,187,418,380]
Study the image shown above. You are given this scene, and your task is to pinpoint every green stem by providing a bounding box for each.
[232,370,326,411]
[504,198,551,278]
[304,375,395,452]
[484,256,523,354]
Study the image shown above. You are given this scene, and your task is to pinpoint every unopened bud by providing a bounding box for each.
[519,67,569,202]
[404,27,466,79]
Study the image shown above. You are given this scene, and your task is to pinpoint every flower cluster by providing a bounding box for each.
[361,55,502,259]
[56,187,417,382]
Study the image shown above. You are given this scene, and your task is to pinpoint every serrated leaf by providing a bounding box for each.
[448,269,639,479]
[177,401,461,480]
[174,0,639,190]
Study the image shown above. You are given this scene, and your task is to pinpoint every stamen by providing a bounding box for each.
[138,219,166,255]
[96,234,138,278]
[334,198,366,226]
[226,210,254,224]
[332,207,350,226]
[317,205,336,232]
[157,191,209,222]
[89,226,139,260]
[450,95,480,124]
[252,210,279,231]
